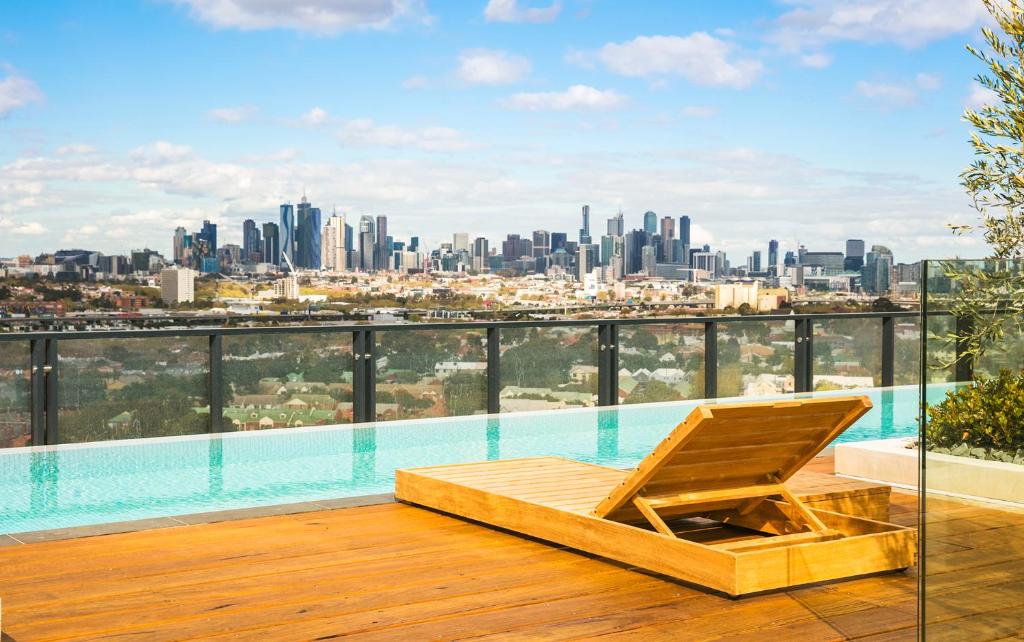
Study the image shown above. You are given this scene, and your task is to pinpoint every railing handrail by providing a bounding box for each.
[0,309,926,341]
[0,308,953,448]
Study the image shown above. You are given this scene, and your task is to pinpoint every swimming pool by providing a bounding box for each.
[0,385,940,535]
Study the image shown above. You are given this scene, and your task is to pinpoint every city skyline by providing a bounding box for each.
[0,0,998,260]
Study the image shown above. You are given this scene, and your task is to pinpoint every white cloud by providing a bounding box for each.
[484,0,560,23]
[171,0,429,35]
[682,105,718,118]
[503,84,627,111]
[773,0,990,50]
[854,73,940,108]
[799,52,832,68]
[0,217,47,235]
[854,80,918,107]
[592,34,763,89]
[336,119,474,151]
[456,49,531,85]
[55,144,97,155]
[207,105,257,124]
[0,68,43,117]
[966,82,999,109]
[402,75,428,89]
[301,106,330,127]
[915,72,941,91]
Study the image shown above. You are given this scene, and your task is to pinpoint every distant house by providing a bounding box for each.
[434,361,487,378]
[570,364,599,384]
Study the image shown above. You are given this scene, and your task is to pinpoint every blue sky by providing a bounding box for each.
[0,0,1001,262]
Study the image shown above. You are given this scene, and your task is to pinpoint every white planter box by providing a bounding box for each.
[835,438,1024,505]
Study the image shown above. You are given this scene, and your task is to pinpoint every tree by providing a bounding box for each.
[949,0,1024,368]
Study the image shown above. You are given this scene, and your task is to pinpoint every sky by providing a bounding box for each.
[0,0,1005,263]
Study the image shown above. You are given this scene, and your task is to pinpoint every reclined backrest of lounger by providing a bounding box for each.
[593,396,872,526]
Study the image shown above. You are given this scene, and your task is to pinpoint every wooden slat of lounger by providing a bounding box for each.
[594,397,871,520]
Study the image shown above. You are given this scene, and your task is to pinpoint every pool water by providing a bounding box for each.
[0,385,941,534]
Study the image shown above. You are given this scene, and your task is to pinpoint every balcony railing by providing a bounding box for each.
[0,310,960,448]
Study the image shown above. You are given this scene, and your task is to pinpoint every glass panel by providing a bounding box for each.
[58,337,209,443]
[222,332,353,430]
[922,259,1024,638]
[893,317,921,386]
[617,324,703,404]
[376,329,487,420]
[813,317,881,390]
[500,326,598,412]
[0,342,31,448]
[717,321,794,398]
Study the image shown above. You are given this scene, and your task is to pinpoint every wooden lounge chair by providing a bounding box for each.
[396,396,917,597]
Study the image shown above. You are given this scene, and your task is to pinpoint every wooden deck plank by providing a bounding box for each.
[0,456,1017,641]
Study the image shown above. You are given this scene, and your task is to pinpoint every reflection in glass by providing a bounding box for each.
[499,326,598,412]
[0,342,31,448]
[58,337,208,443]
[222,332,353,430]
[377,329,487,420]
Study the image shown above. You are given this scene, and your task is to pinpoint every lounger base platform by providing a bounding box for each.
[396,457,917,597]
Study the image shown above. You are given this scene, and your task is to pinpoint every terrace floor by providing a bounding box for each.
[0,457,1021,641]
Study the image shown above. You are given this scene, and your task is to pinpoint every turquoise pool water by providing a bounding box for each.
[0,385,940,534]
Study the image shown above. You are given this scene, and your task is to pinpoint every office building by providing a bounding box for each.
[550,232,567,252]
[453,232,469,253]
[845,239,866,272]
[160,267,195,304]
[242,219,261,262]
[752,250,762,273]
[643,211,657,235]
[172,227,187,265]
[768,239,779,270]
[322,214,346,271]
[579,205,591,244]
[607,212,624,237]
[863,245,893,294]
[532,230,550,258]
[262,222,280,266]
[358,216,375,271]
[375,215,388,271]
[802,251,845,273]
[279,204,295,269]
[660,217,675,263]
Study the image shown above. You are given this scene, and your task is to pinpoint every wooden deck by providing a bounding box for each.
[0,457,1020,641]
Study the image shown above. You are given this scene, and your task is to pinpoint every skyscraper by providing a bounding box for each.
[532,230,550,258]
[242,219,260,261]
[322,213,346,271]
[863,245,893,294]
[752,250,762,273]
[279,204,295,269]
[678,216,691,246]
[660,217,675,263]
[373,215,388,270]
[295,197,322,269]
[262,222,280,266]
[607,212,624,236]
[579,205,591,244]
[472,237,489,272]
[550,232,567,252]
[453,232,469,253]
[845,239,866,271]
[643,211,657,235]
[768,239,779,270]
[172,227,187,265]
[577,244,592,281]
[358,216,375,271]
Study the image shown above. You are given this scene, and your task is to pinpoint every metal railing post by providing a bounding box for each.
[954,315,974,382]
[794,318,813,393]
[209,334,223,433]
[881,315,895,388]
[30,339,45,445]
[704,320,718,399]
[44,338,59,444]
[598,323,618,406]
[487,326,500,414]
[353,330,377,423]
